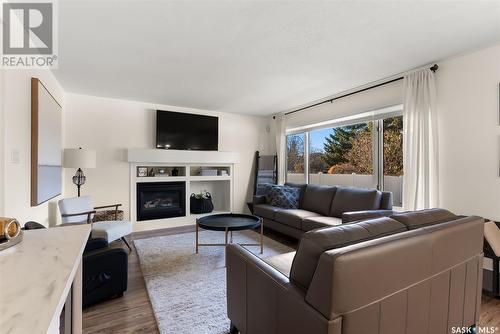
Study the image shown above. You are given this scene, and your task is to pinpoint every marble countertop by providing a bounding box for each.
[0,224,91,334]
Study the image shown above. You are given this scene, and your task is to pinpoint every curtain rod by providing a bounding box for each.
[273,64,438,119]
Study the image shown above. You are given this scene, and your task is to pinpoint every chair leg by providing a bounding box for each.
[122,237,132,252]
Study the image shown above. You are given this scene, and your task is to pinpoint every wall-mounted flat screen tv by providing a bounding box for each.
[156,110,219,151]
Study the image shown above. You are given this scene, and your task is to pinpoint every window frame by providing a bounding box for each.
[285,105,403,193]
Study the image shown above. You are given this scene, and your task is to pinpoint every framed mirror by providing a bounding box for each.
[31,78,62,206]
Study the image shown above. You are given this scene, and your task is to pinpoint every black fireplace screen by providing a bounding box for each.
[137,182,186,221]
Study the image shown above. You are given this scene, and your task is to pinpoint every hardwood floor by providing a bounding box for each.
[480,296,500,328]
[82,225,194,334]
[83,226,500,333]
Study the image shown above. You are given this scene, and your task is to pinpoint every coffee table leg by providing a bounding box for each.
[260,219,264,254]
[225,227,229,245]
[195,221,199,254]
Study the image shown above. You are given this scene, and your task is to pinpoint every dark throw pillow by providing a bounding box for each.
[268,186,300,209]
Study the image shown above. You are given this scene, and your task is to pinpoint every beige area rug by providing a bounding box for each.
[134,229,293,334]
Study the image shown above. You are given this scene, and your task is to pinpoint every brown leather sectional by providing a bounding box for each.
[226,209,485,334]
[253,183,394,238]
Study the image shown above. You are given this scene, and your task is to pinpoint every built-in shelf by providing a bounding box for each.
[190,210,232,219]
[136,176,187,182]
[129,154,236,231]
[190,176,231,181]
[127,149,240,164]
[136,165,186,177]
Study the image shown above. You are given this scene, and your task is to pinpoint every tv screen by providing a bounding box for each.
[156,110,218,151]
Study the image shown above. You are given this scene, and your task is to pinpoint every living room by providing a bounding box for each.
[0,1,499,334]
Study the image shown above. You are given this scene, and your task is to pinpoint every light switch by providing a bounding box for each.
[10,149,20,164]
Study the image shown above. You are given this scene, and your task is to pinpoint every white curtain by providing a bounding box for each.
[274,113,286,185]
[403,69,439,210]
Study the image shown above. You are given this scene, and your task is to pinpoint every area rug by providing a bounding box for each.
[134,229,293,334]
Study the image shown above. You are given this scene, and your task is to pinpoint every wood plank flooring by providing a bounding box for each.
[82,225,194,334]
[83,226,500,333]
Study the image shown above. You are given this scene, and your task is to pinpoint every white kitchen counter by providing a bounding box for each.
[0,224,91,334]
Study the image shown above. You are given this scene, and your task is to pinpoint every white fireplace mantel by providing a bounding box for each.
[126,148,240,164]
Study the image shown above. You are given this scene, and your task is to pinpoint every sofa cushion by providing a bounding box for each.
[302,216,342,231]
[301,185,337,216]
[268,186,301,209]
[391,208,457,230]
[290,217,407,289]
[254,204,283,220]
[329,187,382,218]
[263,251,296,277]
[274,209,320,230]
[91,221,133,243]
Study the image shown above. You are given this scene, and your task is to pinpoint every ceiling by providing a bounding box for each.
[54,1,500,116]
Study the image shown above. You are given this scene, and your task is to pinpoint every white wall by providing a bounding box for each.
[0,70,5,216]
[2,69,65,227]
[437,44,500,221]
[63,93,271,225]
[285,80,403,130]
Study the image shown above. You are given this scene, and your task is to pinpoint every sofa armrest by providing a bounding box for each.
[342,209,394,223]
[253,195,267,205]
[85,238,108,253]
[226,244,338,334]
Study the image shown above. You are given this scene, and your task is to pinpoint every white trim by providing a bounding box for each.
[126,149,240,164]
[286,104,403,134]
[304,132,310,184]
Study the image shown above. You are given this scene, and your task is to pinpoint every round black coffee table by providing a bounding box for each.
[195,213,263,254]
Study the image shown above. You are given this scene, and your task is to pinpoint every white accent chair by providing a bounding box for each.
[58,196,133,251]
[484,221,500,297]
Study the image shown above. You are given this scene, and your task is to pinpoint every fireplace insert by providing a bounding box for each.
[137,182,186,221]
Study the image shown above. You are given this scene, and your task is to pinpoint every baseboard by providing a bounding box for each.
[132,225,195,240]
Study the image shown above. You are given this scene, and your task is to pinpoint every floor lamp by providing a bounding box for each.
[63,148,96,197]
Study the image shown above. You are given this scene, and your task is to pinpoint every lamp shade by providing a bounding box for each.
[63,148,96,169]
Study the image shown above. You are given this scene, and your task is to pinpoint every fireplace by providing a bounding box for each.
[136,182,186,221]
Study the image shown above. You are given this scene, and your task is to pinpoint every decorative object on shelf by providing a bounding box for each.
[31,77,63,206]
[171,167,179,176]
[200,169,218,176]
[156,168,167,176]
[137,167,148,177]
[63,147,96,197]
[0,217,23,252]
[190,191,214,214]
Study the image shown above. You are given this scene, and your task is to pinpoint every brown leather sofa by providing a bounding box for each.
[226,209,484,334]
[253,183,393,238]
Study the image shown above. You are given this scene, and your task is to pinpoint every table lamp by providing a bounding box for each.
[63,148,96,196]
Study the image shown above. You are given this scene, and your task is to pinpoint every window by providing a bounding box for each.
[308,122,376,188]
[286,133,306,183]
[286,110,403,206]
[382,116,403,206]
